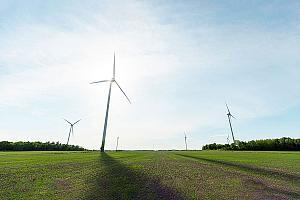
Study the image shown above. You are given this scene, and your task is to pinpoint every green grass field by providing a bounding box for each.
[0,151,299,200]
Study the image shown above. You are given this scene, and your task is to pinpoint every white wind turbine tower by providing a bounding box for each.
[90,53,131,152]
[227,134,230,145]
[116,136,119,151]
[184,131,188,151]
[226,103,236,144]
[64,119,81,145]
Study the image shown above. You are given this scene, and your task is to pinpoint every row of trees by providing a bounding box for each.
[0,141,85,151]
[202,137,300,151]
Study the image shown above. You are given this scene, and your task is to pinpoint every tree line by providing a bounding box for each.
[202,137,300,151]
[0,141,85,151]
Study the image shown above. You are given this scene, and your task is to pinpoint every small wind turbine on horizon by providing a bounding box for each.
[90,53,131,152]
[64,119,81,145]
[226,103,236,144]
[184,131,188,151]
[227,134,230,145]
[116,136,119,151]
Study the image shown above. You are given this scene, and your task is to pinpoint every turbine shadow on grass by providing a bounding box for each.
[86,153,183,200]
[176,154,300,199]
[175,154,300,181]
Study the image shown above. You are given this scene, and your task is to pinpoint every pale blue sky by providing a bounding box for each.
[0,0,299,150]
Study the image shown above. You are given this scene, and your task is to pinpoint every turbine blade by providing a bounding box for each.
[114,81,131,104]
[90,80,110,84]
[71,126,74,136]
[226,103,230,114]
[113,52,115,79]
[64,119,72,125]
[73,119,81,125]
[230,114,236,119]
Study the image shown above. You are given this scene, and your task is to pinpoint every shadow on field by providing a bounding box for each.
[175,154,300,182]
[86,153,183,200]
[176,154,300,199]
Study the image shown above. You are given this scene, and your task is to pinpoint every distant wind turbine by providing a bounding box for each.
[226,103,236,144]
[116,136,119,151]
[90,53,131,152]
[227,134,230,145]
[64,119,81,145]
[184,132,188,151]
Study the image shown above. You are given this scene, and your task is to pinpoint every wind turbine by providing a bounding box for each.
[116,136,119,151]
[64,119,81,145]
[226,103,236,144]
[184,132,188,151]
[227,134,230,145]
[90,53,131,152]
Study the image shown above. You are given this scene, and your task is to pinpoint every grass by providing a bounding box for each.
[0,151,299,199]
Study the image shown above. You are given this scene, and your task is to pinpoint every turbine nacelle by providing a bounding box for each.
[90,53,131,104]
[226,103,236,119]
[227,112,235,119]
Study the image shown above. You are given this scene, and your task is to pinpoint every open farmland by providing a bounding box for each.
[0,151,299,200]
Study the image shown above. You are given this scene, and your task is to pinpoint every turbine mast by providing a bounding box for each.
[227,134,230,145]
[228,115,235,143]
[184,132,187,151]
[66,127,72,145]
[101,82,113,152]
[116,136,119,151]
